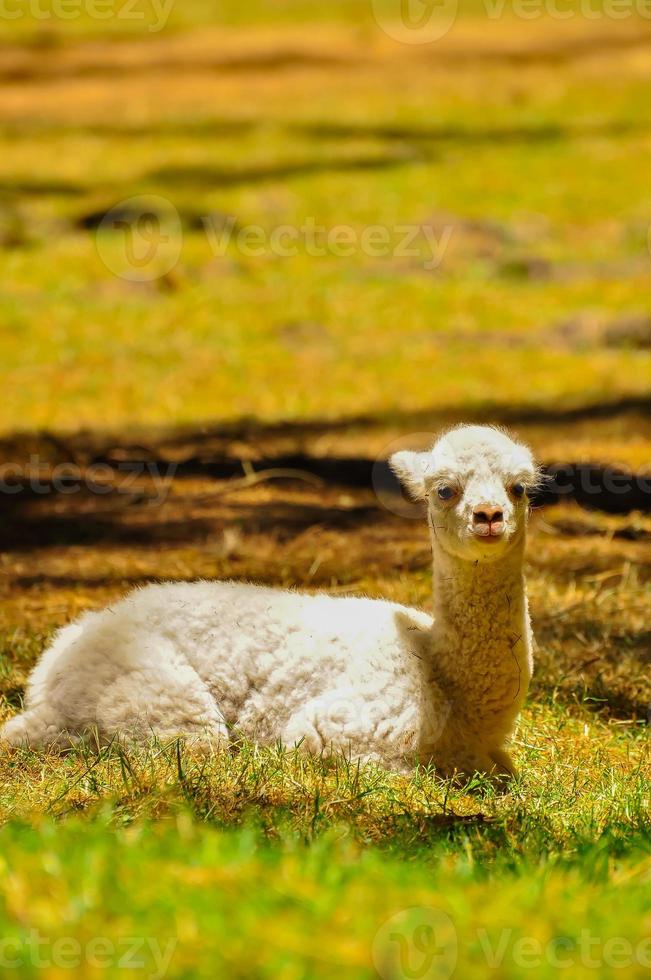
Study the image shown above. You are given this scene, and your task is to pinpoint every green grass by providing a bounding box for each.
[0,704,649,978]
[1,817,649,979]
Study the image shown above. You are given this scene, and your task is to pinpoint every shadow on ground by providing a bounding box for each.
[0,409,649,722]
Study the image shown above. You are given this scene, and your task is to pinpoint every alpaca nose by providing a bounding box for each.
[473,504,504,536]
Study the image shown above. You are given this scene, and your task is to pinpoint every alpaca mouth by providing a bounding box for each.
[472,527,505,541]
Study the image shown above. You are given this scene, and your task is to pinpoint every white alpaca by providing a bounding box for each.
[1,426,538,780]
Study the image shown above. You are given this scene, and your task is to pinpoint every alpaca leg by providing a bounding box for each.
[435,742,516,787]
[489,747,517,778]
[452,748,516,791]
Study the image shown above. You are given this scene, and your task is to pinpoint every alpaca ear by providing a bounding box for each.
[389,450,433,501]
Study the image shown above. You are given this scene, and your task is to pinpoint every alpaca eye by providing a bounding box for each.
[512,482,526,498]
[437,486,456,501]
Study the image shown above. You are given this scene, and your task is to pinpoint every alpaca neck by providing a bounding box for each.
[428,533,532,721]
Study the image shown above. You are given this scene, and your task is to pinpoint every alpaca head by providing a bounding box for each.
[390,425,538,563]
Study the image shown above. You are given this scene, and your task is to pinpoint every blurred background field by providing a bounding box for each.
[2,2,651,446]
[0,2,650,977]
